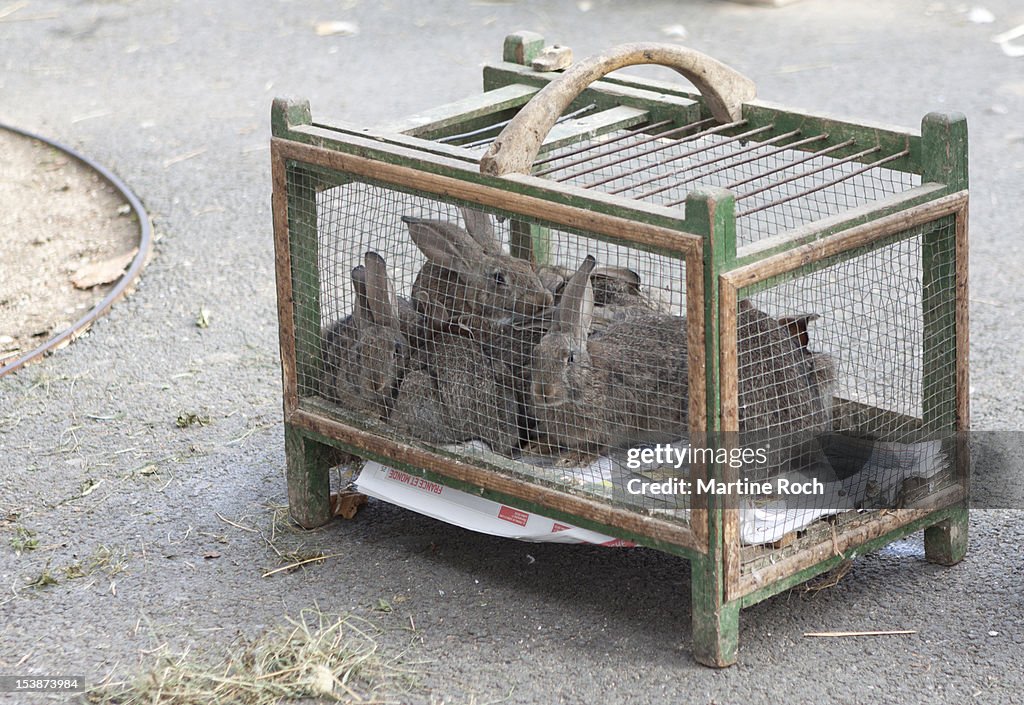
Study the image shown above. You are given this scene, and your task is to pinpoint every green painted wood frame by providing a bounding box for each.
[270,34,969,664]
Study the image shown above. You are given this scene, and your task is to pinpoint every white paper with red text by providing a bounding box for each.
[355,461,636,546]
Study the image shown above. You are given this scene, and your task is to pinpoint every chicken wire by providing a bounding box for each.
[287,165,696,520]
[731,215,961,562]
[282,156,955,543]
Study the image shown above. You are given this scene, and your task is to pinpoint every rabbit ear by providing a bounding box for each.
[555,255,596,344]
[350,264,369,327]
[363,251,398,331]
[403,215,483,271]
[459,207,501,255]
[778,313,820,351]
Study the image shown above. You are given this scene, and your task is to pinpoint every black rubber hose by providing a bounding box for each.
[0,123,153,378]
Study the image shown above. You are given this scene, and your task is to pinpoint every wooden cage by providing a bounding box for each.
[271,34,969,666]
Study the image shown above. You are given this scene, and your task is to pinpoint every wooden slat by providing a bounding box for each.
[379,83,538,136]
[272,137,701,257]
[288,404,702,553]
[687,248,709,551]
[722,191,968,289]
[271,142,299,415]
[738,484,965,601]
[955,202,970,434]
[307,119,482,164]
[537,105,650,155]
[718,279,742,600]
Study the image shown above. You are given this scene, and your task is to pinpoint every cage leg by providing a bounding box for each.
[923,506,968,566]
[690,555,740,667]
[284,423,335,529]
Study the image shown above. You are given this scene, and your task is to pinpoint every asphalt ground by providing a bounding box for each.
[1,1,1023,703]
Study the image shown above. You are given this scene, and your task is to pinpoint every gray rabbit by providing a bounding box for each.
[320,252,410,420]
[529,255,690,465]
[405,208,553,325]
[529,255,835,470]
[389,318,521,457]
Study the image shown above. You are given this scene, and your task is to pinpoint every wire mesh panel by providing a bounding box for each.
[722,214,962,565]
[285,162,696,524]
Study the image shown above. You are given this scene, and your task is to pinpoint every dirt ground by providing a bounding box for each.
[0,129,138,366]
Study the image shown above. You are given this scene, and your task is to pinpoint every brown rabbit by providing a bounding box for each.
[320,252,410,420]
[530,256,835,469]
[405,209,552,325]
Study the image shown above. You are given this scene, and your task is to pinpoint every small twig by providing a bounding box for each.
[162,148,207,168]
[0,2,27,20]
[216,512,258,533]
[262,553,342,578]
[803,559,853,594]
[804,630,917,638]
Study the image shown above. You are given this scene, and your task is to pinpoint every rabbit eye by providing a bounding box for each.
[491,270,507,287]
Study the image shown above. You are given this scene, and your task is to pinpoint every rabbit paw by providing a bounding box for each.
[555,451,600,468]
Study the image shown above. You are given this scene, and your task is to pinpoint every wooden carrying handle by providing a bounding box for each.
[480,43,756,176]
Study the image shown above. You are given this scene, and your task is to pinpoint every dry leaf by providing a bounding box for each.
[196,306,211,329]
[71,250,137,289]
[330,491,368,519]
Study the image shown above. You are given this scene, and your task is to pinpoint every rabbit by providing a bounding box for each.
[529,256,836,470]
[402,208,554,443]
[404,208,553,326]
[737,303,836,479]
[538,261,669,334]
[529,255,690,465]
[320,252,411,420]
[389,318,521,458]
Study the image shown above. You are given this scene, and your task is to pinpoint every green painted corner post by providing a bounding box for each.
[920,111,969,566]
[271,96,312,138]
[284,425,335,529]
[686,188,740,667]
[500,32,552,267]
[272,98,335,529]
[503,31,545,66]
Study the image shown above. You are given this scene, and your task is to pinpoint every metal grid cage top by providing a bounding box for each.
[456,115,922,247]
